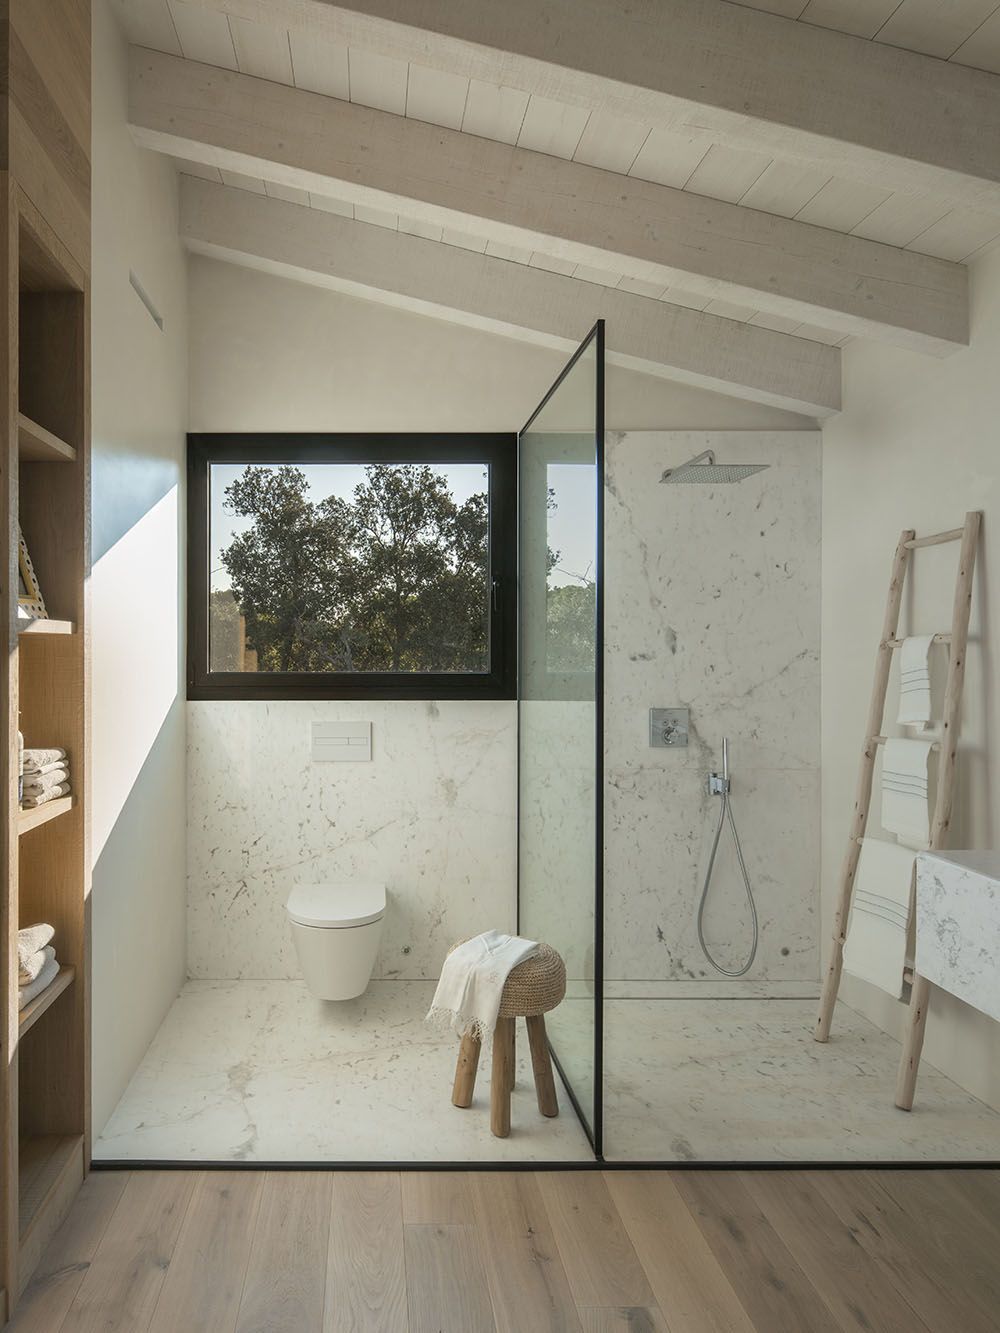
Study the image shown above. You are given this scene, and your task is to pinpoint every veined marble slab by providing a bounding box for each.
[603,431,822,983]
[916,850,1000,1022]
[94,980,592,1164]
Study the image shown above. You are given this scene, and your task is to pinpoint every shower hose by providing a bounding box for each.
[696,752,759,978]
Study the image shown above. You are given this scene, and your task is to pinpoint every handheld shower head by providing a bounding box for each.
[660,450,769,485]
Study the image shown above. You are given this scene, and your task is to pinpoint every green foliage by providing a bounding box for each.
[216,464,489,674]
[546,581,596,673]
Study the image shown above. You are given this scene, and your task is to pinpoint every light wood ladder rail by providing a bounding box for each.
[814,512,981,1112]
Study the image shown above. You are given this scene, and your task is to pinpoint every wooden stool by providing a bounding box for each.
[449,942,566,1138]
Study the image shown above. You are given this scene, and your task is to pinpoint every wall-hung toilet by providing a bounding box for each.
[286,882,386,1000]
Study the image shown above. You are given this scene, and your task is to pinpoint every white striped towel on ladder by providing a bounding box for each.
[896,634,934,729]
[881,737,935,848]
[843,838,917,998]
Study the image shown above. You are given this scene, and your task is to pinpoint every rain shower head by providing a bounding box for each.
[660,450,769,484]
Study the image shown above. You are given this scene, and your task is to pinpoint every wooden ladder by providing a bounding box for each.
[814,511,982,1111]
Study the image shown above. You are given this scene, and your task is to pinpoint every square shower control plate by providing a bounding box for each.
[649,708,689,748]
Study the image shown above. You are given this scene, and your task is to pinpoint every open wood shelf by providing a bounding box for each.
[17,617,74,636]
[17,1134,84,1240]
[17,795,73,836]
[17,966,74,1036]
[17,412,76,463]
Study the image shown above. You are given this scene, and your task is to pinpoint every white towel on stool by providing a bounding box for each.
[426,930,539,1041]
[881,738,935,848]
[897,635,934,729]
[843,839,917,998]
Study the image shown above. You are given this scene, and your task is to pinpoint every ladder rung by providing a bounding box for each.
[871,735,941,749]
[884,633,952,647]
[904,528,965,549]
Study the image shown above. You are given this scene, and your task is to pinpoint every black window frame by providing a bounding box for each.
[187,432,517,701]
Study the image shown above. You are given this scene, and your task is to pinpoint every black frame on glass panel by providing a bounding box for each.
[187,433,517,701]
[516,321,605,1157]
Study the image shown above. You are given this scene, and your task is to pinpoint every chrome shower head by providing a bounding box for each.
[660,450,769,484]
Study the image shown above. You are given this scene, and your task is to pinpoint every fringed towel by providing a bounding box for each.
[881,737,934,848]
[426,930,539,1041]
[843,838,916,998]
[896,635,934,729]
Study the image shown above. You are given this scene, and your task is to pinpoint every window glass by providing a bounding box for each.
[208,461,490,675]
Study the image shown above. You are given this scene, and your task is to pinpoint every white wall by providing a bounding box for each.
[91,0,189,1133]
[822,244,1000,1108]
[187,255,811,979]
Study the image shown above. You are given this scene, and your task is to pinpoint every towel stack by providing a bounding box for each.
[18,923,60,1010]
[20,747,70,809]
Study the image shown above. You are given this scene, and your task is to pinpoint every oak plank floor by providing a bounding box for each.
[9,1169,1000,1333]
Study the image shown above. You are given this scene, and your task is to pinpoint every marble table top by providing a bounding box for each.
[915,850,1000,1022]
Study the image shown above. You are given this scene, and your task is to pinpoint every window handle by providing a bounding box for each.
[492,578,500,611]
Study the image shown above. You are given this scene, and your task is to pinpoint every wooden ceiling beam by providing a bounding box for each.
[179,174,841,416]
[129,50,968,356]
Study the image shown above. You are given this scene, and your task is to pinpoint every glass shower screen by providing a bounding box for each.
[518,322,604,1152]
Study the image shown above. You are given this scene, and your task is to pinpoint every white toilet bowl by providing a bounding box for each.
[286,882,386,1000]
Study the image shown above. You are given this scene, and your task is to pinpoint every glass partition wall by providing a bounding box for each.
[517,323,605,1152]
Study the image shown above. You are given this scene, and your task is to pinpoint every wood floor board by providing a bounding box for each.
[58,1171,197,1333]
[400,1172,476,1225]
[809,1170,1000,1333]
[605,1171,754,1333]
[740,1170,933,1333]
[147,1172,264,1333]
[577,1308,669,1332]
[325,1172,408,1333]
[8,1172,130,1333]
[868,1170,1000,1327]
[235,1171,332,1333]
[12,1168,1000,1331]
[403,1223,495,1333]
[537,1172,655,1310]
[670,1171,842,1333]
[470,1172,584,1333]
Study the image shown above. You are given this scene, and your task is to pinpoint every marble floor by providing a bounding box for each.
[94,980,593,1164]
[593,997,1000,1161]
[96,983,1000,1165]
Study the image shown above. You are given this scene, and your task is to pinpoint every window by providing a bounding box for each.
[187,434,516,700]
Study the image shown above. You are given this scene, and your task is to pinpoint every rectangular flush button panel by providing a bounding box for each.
[649,708,689,748]
[311,721,372,761]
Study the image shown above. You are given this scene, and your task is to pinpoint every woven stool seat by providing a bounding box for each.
[498,944,566,1017]
[448,938,566,1137]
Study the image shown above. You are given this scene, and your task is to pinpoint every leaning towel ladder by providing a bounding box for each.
[814,511,982,1111]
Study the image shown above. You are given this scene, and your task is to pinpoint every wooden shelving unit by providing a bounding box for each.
[1,4,91,1319]
[17,797,75,838]
[17,414,76,464]
[17,619,75,637]
[18,967,75,1037]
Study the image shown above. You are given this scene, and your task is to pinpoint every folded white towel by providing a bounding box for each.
[22,767,69,795]
[19,944,55,986]
[897,635,934,730]
[17,952,60,1010]
[426,930,539,1041]
[843,839,917,998]
[18,923,54,968]
[21,782,71,809]
[881,738,934,848]
[21,759,69,778]
[22,747,66,767]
